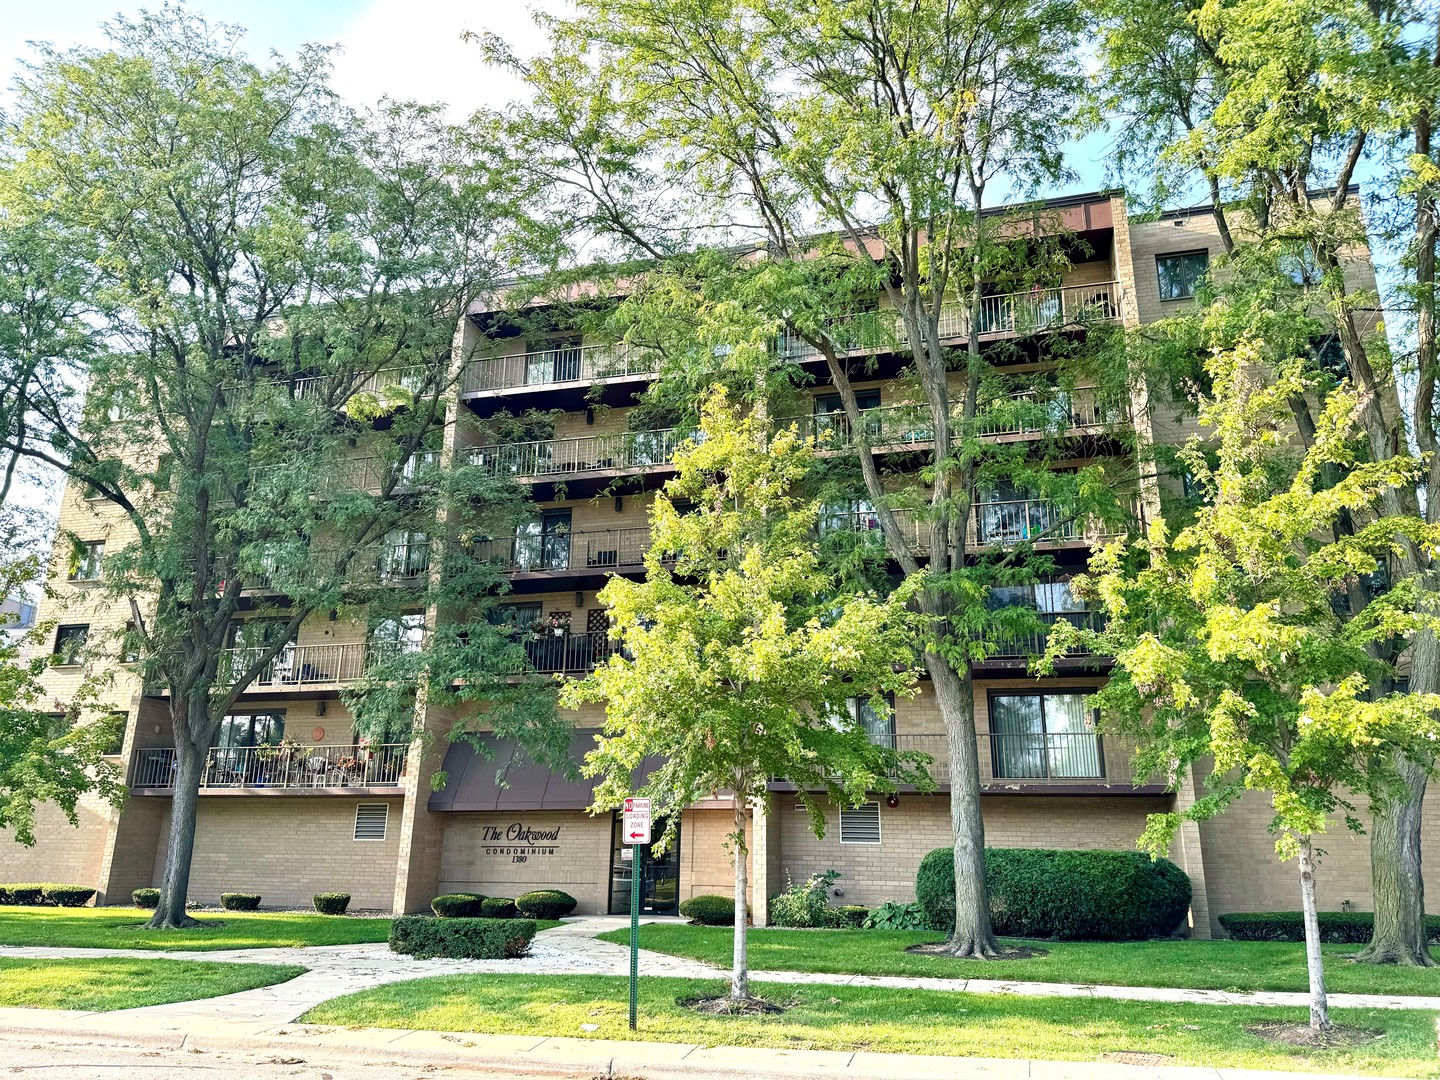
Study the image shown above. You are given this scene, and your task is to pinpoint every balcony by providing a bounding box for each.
[218,642,371,691]
[133,743,409,792]
[779,281,1122,360]
[291,364,439,404]
[780,391,1127,452]
[984,610,1106,660]
[475,527,664,577]
[514,630,615,675]
[820,500,1139,554]
[463,342,658,396]
[468,427,685,484]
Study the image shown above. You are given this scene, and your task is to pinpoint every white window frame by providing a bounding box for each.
[839,801,882,845]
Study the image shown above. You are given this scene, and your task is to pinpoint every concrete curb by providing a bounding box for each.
[0,1014,1402,1080]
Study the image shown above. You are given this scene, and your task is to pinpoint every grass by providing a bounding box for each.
[596,925,1440,997]
[0,906,392,951]
[300,973,1440,1077]
[0,956,304,1011]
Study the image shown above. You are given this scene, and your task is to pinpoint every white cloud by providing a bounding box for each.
[329,0,564,117]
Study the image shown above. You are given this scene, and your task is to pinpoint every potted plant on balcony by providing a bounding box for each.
[334,754,363,785]
[546,611,571,638]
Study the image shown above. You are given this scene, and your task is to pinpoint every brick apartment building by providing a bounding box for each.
[2,189,1429,936]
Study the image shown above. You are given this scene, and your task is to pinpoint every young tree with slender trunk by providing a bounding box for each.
[490,0,1124,959]
[0,8,529,927]
[563,390,923,1003]
[1048,297,1440,1031]
[1091,0,1440,965]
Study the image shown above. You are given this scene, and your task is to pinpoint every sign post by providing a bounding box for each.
[622,796,651,1031]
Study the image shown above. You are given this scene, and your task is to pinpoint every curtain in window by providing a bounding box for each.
[1044,693,1100,778]
[990,695,1045,778]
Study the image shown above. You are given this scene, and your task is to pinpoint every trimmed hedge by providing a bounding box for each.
[480,897,518,919]
[1218,910,1440,944]
[313,892,352,915]
[0,883,95,907]
[516,889,577,920]
[132,888,160,909]
[823,904,870,929]
[220,892,262,911]
[389,916,537,959]
[916,848,1192,941]
[431,893,484,918]
[679,894,735,926]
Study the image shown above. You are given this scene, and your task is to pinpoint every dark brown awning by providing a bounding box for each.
[428,729,664,812]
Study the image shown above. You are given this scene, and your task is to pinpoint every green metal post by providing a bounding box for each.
[629,846,642,1030]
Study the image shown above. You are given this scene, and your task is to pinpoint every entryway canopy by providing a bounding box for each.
[427,729,662,812]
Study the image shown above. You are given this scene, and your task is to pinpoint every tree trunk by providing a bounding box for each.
[730,801,750,1000]
[930,649,1001,958]
[1358,754,1434,965]
[147,738,204,929]
[1298,835,1331,1031]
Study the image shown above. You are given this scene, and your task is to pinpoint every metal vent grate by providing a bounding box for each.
[839,802,881,845]
[354,802,389,841]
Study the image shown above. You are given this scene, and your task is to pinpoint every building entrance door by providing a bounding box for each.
[608,812,680,915]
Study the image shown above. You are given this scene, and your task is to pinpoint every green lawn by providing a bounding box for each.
[301,973,1440,1077]
[0,956,304,1011]
[598,925,1440,997]
[0,906,392,951]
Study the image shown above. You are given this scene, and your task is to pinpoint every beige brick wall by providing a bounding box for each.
[438,810,614,914]
[769,792,1167,909]
[679,807,752,904]
[0,795,113,888]
[152,797,402,910]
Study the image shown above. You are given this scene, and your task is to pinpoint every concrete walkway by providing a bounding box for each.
[5,915,1440,1021]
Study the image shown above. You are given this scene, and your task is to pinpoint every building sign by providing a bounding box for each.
[481,822,562,863]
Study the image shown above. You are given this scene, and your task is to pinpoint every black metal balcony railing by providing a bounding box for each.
[468,427,687,481]
[984,610,1106,658]
[818,502,1138,553]
[475,527,665,574]
[779,282,1122,360]
[781,390,1126,452]
[464,342,659,394]
[870,731,1125,785]
[515,630,616,674]
[291,365,439,403]
[133,743,408,790]
[218,643,371,688]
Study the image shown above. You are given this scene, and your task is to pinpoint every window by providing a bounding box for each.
[488,602,543,630]
[989,691,1101,779]
[120,620,142,664]
[1156,251,1209,301]
[215,711,286,750]
[841,695,896,749]
[379,529,430,580]
[354,802,389,841]
[514,510,571,571]
[69,541,105,581]
[839,802,882,844]
[371,612,426,655]
[819,498,880,537]
[53,624,89,664]
[100,713,127,756]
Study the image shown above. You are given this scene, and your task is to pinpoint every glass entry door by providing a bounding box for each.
[609,812,681,915]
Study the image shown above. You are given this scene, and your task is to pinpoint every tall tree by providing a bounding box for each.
[0,8,531,927]
[1091,0,1440,964]
[490,0,1122,958]
[1049,305,1440,1031]
[563,391,923,1002]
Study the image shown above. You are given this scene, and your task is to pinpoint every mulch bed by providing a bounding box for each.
[1245,1021,1385,1048]
[681,995,787,1016]
[1101,1052,1173,1066]
[904,942,1049,960]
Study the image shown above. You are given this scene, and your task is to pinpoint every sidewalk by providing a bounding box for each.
[0,1008,1414,1080]
[5,916,1439,1019]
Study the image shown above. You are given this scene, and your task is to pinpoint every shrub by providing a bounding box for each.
[431,893,484,918]
[679,894,735,926]
[313,892,352,915]
[389,916,537,959]
[823,905,870,929]
[132,888,160,909]
[769,870,840,928]
[1218,911,1440,944]
[43,885,95,907]
[480,897,518,919]
[515,890,577,920]
[863,900,929,931]
[915,848,1192,941]
[220,893,261,911]
[3,885,44,905]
